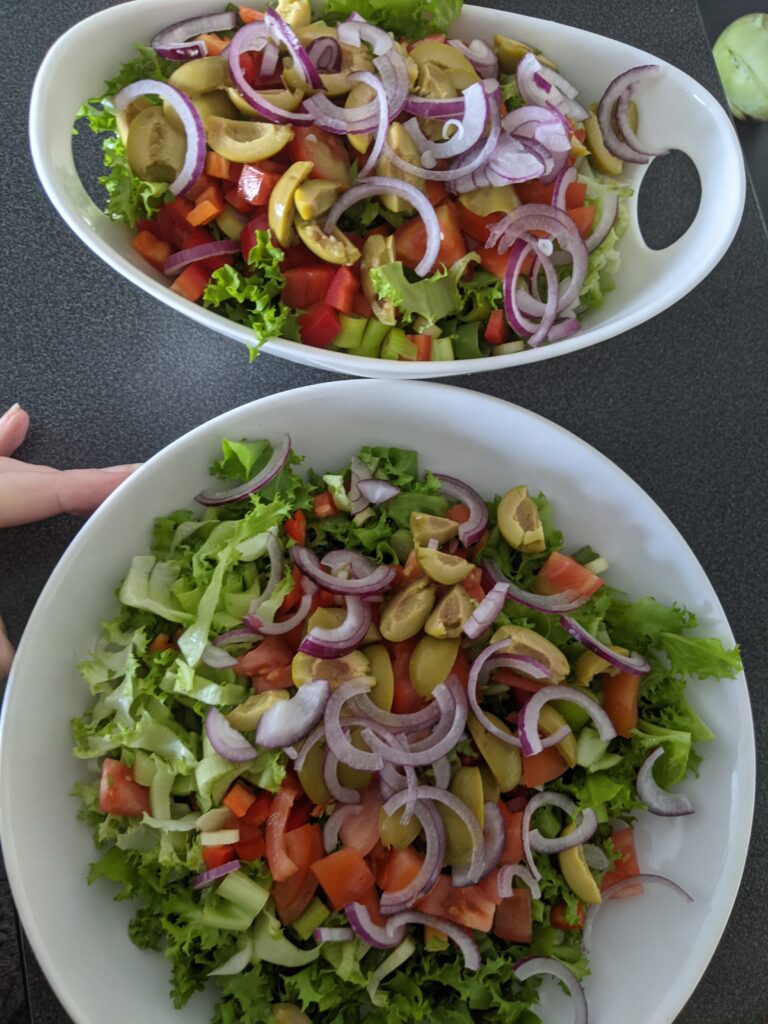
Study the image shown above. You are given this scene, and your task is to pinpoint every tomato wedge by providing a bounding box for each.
[601,828,643,897]
[534,551,604,598]
[416,874,496,932]
[493,888,532,943]
[98,758,151,817]
[311,847,375,910]
[266,779,301,881]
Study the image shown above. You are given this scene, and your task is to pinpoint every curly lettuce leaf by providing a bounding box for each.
[322,0,462,41]
[370,254,479,326]
[578,173,633,311]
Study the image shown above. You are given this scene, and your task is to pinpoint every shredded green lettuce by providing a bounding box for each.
[371,253,479,326]
[578,173,633,311]
[322,0,463,41]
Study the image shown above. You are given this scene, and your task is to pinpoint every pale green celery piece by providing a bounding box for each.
[132,750,157,787]
[149,761,175,820]
[251,908,320,967]
[576,726,609,768]
[323,473,352,511]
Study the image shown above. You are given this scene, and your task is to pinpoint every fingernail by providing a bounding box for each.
[0,403,21,424]
[101,463,141,474]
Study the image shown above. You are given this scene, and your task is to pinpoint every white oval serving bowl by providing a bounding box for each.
[0,380,755,1024]
[31,1,745,378]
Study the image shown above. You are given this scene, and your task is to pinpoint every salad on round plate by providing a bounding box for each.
[73,435,741,1024]
[76,0,665,362]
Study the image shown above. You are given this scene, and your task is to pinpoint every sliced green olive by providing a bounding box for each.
[441,766,484,865]
[295,219,361,266]
[459,184,520,216]
[415,547,473,586]
[409,635,460,697]
[558,822,602,904]
[467,711,522,792]
[320,43,375,96]
[337,728,374,790]
[493,35,559,73]
[574,647,624,686]
[275,0,311,29]
[345,82,375,154]
[497,485,545,553]
[115,95,151,145]
[225,85,305,115]
[272,1003,312,1024]
[375,123,427,213]
[410,40,476,75]
[308,607,380,644]
[164,90,238,133]
[269,160,313,246]
[410,512,459,547]
[538,705,577,767]
[227,690,288,730]
[126,106,186,182]
[585,103,623,175]
[363,643,394,711]
[361,235,397,326]
[207,117,293,164]
[296,740,332,804]
[491,624,569,683]
[479,765,501,803]
[168,56,230,97]
[296,21,338,45]
[424,584,475,639]
[379,806,422,849]
[380,577,436,642]
[291,649,373,689]
[294,179,340,220]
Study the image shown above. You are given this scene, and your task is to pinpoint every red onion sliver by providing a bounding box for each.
[346,901,405,949]
[321,548,377,578]
[551,165,578,212]
[379,800,446,912]
[351,691,441,733]
[468,640,550,749]
[529,805,598,854]
[247,532,285,617]
[519,684,613,758]
[163,239,238,277]
[255,677,329,749]
[452,801,505,886]
[214,627,257,647]
[385,910,480,969]
[559,615,650,674]
[447,38,498,78]
[196,435,291,506]
[151,12,237,61]
[291,544,395,596]
[497,863,541,900]
[349,72,389,178]
[228,23,312,124]
[482,559,588,614]
[597,65,667,163]
[307,35,341,72]
[582,874,694,952]
[205,708,257,763]
[514,957,587,1024]
[323,747,361,804]
[337,14,394,56]
[522,791,581,881]
[463,582,509,639]
[324,679,386,772]
[293,722,324,772]
[433,473,488,547]
[584,188,619,254]
[191,858,241,890]
[364,680,466,765]
[300,596,372,658]
[323,803,362,853]
[405,82,488,163]
[265,7,322,88]
[636,746,694,816]
[356,478,401,504]
[314,926,354,942]
[201,645,238,669]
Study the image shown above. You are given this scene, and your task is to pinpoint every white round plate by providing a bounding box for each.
[0,380,754,1024]
[30,1,745,378]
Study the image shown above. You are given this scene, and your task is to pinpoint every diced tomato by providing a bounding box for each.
[186,173,215,202]
[499,804,525,864]
[285,823,324,865]
[196,31,228,55]
[311,847,375,910]
[273,823,324,924]
[535,551,604,599]
[299,302,341,347]
[391,638,427,715]
[478,869,504,906]
[266,779,301,881]
[240,212,270,263]
[516,179,587,207]
[243,791,271,827]
[521,746,569,788]
[170,263,210,302]
[403,334,431,361]
[286,793,313,832]
[457,205,504,244]
[551,900,586,931]
[147,632,172,653]
[149,207,178,246]
[131,229,171,273]
[355,884,387,926]
[377,846,424,892]
[236,824,266,863]
[240,6,265,23]
[602,672,642,738]
[251,665,294,691]
[223,781,257,819]
[484,309,511,346]
[493,888,532,943]
[234,637,293,677]
[312,491,337,519]
[476,243,509,280]
[601,828,643,897]
[165,196,194,228]
[205,153,241,182]
[426,179,449,206]
[395,201,467,271]
[98,758,151,817]
[284,509,306,545]
[225,187,255,215]
[326,266,361,314]
[416,874,496,932]
[282,243,324,270]
[287,126,351,185]
[568,206,596,238]
[462,566,486,604]
[202,844,237,870]
[337,788,382,856]
[401,549,424,582]
[238,163,282,206]
[279,566,304,616]
[281,265,337,309]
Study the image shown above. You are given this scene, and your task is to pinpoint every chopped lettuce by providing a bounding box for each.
[578,173,633,311]
[322,0,462,41]
[370,254,479,326]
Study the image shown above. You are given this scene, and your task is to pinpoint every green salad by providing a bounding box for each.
[73,436,740,1024]
[74,0,657,362]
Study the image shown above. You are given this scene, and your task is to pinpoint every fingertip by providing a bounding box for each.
[0,404,30,457]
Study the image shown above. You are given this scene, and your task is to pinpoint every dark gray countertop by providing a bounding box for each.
[1,1,766,1022]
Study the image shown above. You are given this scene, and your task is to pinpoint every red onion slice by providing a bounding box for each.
[375,47,410,122]
[447,38,498,79]
[323,747,361,804]
[325,178,441,277]
[582,874,694,952]
[497,863,541,900]
[196,435,291,506]
[482,559,588,614]
[247,577,316,636]
[214,627,257,647]
[433,473,488,547]
[323,803,362,853]
[163,240,239,277]
[636,746,694,816]
[314,926,354,943]
[529,805,598,854]
[151,12,237,61]
[517,53,588,121]
[405,83,488,163]
[337,14,393,56]
[307,36,341,72]
[265,7,322,88]
[514,957,587,1024]
[364,679,466,766]
[559,615,650,674]
[385,910,480,969]
[228,23,312,124]
[205,708,257,762]
[302,92,379,135]
[191,858,241,890]
[290,545,396,596]
[299,596,372,658]
[463,582,508,639]
[255,677,329,749]
[349,72,389,178]
[348,457,373,515]
[551,165,579,212]
[293,723,324,772]
[324,679,386,772]
[488,134,548,184]
[356,478,401,504]
[383,785,485,885]
[115,81,205,197]
[452,801,505,886]
[597,65,667,163]
[547,317,581,342]
[346,901,405,949]
[321,548,377,578]
[379,800,446,913]
[468,640,551,749]
[522,791,587,881]
[584,188,619,254]
[519,684,614,758]
[432,755,452,789]
[502,236,558,345]
[404,78,499,119]
[351,691,441,733]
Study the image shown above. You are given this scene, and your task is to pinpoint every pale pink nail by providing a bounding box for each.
[101,463,141,474]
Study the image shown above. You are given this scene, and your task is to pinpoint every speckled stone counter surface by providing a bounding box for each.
[1,1,766,1022]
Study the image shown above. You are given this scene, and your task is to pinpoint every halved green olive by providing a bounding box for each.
[441,766,484,865]
[424,584,475,639]
[164,90,238,133]
[295,219,361,266]
[459,184,520,216]
[558,823,602,904]
[126,106,186,182]
[585,102,636,175]
[227,690,288,730]
[380,577,436,642]
[539,705,577,767]
[410,40,476,75]
[491,624,569,682]
[308,607,380,644]
[467,712,522,792]
[379,806,422,849]
[410,512,459,547]
[275,0,311,29]
[363,643,395,711]
[226,85,306,115]
[497,485,545,552]
[415,547,473,586]
[294,180,340,220]
[345,82,375,154]
[337,728,374,790]
[168,56,230,97]
[115,95,151,145]
[269,161,313,246]
[574,648,624,686]
[376,123,427,213]
[479,765,501,803]
[296,21,338,45]
[291,649,373,689]
[296,741,332,805]
[493,35,559,73]
[272,1004,312,1024]
[361,235,397,326]
[409,635,460,697]
[207,116,293,164]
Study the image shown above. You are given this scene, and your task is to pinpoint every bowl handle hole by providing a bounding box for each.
[637,149,701,250]
[72,110,112,210]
